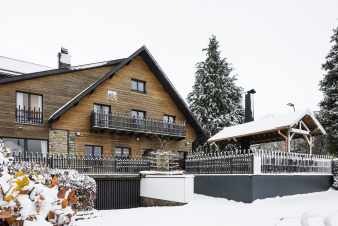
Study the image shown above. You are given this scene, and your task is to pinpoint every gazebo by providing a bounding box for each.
[208,109,326,154]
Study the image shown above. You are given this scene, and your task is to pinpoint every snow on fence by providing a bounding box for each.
[12,153,151,175]
[185,149,333,175]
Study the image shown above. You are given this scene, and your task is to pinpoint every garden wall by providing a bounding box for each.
[194,174,333,203]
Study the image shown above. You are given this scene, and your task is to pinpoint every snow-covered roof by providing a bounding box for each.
[208,109,326,143]
[0,56,51,75]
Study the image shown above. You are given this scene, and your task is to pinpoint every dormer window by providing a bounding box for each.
[131,79,146,93]
[16,91,43,125]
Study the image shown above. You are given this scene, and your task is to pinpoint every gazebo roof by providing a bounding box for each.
[208,109,326,144]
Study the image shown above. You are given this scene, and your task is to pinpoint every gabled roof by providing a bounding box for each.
[0,58,125,84]
[0,56,51,76]
[208,109,326,144]
[48,46,206,140]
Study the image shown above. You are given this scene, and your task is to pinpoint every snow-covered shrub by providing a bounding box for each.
[0,139,96,225]
[51,169,96,210]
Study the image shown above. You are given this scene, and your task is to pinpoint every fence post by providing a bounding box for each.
[253,151,261,175]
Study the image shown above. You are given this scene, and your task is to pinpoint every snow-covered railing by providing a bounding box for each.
[185,149,333,175]
[12,153,151,175]
[256,150,332,174]
[185,150,254,174]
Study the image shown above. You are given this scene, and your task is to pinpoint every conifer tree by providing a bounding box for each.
[319,26,338,155]
[188,35,243,139]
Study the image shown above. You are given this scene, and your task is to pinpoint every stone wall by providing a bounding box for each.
[68,131,76,155]
[49,129,68,154]
[140,197,185,207]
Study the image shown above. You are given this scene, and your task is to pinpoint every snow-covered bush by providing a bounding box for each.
[51,169,96,210]
[0,140,96,225]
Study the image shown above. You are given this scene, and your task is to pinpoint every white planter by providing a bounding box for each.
[140,173,194,204]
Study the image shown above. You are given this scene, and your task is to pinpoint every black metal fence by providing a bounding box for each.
[185,149,332,175]
[91,111,186,138]
[16,107,43,125]
[185,150,254,174]
[12,153,151,175]
[258,150,332,174]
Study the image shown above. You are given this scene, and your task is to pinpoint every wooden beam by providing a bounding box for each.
[290,128,310,135]
[287,129,291,152]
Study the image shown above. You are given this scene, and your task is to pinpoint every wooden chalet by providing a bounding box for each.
[0,46,206,159]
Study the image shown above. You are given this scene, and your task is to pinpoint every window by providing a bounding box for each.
[163,114,176,124]
[2,138,47,156]
[131,110,146,119]
[93,104,111,127]
[93,104,111,114]
[16,92,43,124]
[85,145,103,159]
[107,90,117,101]
[131,79,146,93]
[115,146,130,159]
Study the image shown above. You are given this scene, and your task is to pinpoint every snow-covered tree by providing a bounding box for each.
[188,35,243,139]
[319,26,338,156]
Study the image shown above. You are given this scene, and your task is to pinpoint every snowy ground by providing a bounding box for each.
[78,190,338,226]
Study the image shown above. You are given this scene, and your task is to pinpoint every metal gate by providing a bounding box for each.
[95,176,141,210]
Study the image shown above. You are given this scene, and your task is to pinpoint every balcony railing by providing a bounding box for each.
[16,107,43,125]
[90,111,186,139]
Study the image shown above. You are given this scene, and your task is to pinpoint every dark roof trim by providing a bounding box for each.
[0,58,125,84]
[48,46,207,140]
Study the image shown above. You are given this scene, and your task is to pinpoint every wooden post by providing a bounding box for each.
[287,129,291,153]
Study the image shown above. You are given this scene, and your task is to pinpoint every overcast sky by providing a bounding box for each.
[1,0,338,118]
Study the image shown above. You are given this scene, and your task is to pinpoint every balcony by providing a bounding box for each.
[90,111,186,139]
[16,107,43,125]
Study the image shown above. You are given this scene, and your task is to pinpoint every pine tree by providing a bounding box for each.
[319,26,338,156]
[188,35,243,140]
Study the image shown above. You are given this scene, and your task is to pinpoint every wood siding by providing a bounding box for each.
[0,66,113,139]
[51,57,197,157]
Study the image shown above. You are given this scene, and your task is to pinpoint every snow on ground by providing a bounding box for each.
[77,190,338,226]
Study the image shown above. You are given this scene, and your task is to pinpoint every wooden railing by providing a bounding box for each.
[90,111,186,138]
[16,107,43,125]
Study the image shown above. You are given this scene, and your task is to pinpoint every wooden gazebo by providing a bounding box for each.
[208,110,326,154]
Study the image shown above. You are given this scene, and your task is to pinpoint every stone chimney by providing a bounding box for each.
[58,47,71,69]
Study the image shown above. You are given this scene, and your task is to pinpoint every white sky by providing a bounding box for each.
[1,0,337,118]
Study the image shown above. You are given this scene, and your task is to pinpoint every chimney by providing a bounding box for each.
[241,89,256,150]
[58,47,71,69]
[244,89,256,123]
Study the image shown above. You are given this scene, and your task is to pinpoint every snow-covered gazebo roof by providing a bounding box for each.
[208,110,326,153]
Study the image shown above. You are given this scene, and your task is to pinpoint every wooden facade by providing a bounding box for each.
[0,48,203,158]
[51,57,197,158]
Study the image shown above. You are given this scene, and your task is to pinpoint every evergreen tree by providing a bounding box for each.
[319,26,338,155]
[188,35,243,139]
